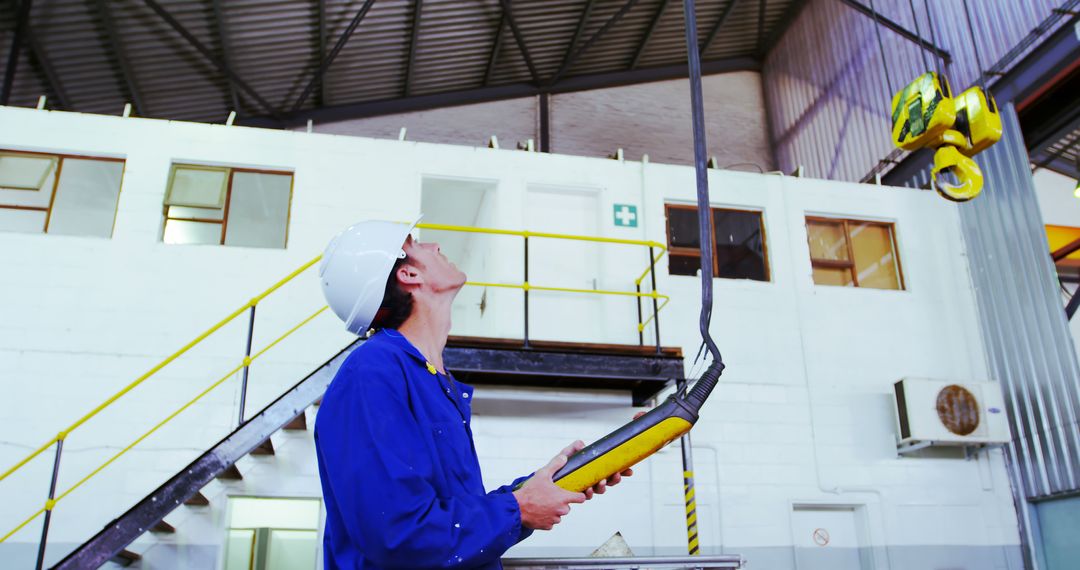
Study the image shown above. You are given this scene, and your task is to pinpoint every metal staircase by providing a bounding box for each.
[53,338,361,569]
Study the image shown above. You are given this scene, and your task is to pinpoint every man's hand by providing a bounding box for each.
[582,411,644,500]
[513,442,588,530]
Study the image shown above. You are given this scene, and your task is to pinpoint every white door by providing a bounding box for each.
[525,185,601,343]
[791,505,868,570]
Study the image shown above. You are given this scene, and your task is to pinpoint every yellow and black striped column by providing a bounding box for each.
[683,467,700,554]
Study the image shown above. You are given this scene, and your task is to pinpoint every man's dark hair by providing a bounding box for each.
[371,256,414,330]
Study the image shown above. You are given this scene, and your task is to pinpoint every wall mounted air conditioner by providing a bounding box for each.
[893,378,1010,449]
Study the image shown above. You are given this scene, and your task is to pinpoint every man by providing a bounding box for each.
[315,219,631,569]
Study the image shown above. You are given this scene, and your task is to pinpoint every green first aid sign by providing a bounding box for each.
[613,204,638,227]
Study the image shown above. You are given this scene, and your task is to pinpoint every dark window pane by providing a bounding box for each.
[669,254,703,276]
[667,207,701,249]
[713,209,767,281]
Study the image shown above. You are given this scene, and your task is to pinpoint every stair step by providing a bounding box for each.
[150,520,175,534]
[110,549,141,567]
[283,413,307,431]
[217,464,243,480]
[251,438,275,456]
[184,491,209,506]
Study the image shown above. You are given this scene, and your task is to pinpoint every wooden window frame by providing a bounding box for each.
[664,203,770,281]
[0,148,125,234]
[806,216,905,290]
[163,165,295,247]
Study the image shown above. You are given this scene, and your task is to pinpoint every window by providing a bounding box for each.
[0,150,125,237]
[806,217,904,290]
[224,497,320,570]
[163,164,293,249]
[665,204,769,281]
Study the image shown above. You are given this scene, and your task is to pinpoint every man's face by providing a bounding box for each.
[400,235,467,293]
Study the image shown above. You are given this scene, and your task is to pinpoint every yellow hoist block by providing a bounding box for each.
[891,72,956,151]
[951,86,1002,156]
[891,71,1002,202]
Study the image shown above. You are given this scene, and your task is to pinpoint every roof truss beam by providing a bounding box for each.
[630,0,670,70]
[2,0,33,105]
[96,0,147,115]
[404,0,423,96]
[756,0,767,53]
[484,9,506,86]
[26,26,70,109]
[700,0,739,56]
[499,0,540,84]
[758,0,809,58]
[209,0,240,113]
[558,0,596,80]
[317,0,328,106]
[139,0,281,120]
[550,0,642,85]
[291,0,377,113]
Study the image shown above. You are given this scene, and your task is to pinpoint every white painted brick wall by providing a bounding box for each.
[0,106,1020,569]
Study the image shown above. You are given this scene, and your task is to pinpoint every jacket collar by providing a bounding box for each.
[378,328,436,367]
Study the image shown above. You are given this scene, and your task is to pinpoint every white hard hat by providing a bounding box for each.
[319,217,420,334]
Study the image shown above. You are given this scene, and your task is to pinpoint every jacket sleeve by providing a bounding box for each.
[316,357,524,568]
[490,474,535,544]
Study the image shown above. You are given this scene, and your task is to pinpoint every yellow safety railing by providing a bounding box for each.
[0,222,671,553]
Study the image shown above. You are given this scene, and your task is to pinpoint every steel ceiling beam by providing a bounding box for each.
[758,0,810,58]
[837,0,952,63]
[558,0,596,81]
[241,56,758,128]
[2,0,33,106]
[630,0,670,70]
[26,27,70,109]
[317,0,328,106]
[96,0,146,116]
[550,0,642,85]
[404,0,423,96]
[499,0,540,84]
[139,0,281,120]
[291,0,377,112]
[756,0,767,53]
[484,9,506,86]
[210,0,240,113]
[699,0,739,56]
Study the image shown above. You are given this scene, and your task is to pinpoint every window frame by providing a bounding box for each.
[664,203,770,281]
[0,148,126,234]
[805,215,906,290]
[162,164,295,247]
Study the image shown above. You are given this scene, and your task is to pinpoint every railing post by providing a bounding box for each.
[35,437,64,570]
[636,282,644,346]
[523,235,530,348]
[648,246,661,354]
[238,303,256,426]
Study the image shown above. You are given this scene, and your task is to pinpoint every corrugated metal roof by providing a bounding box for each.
[1,0,799,126]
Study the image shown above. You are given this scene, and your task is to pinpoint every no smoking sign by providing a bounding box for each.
[812,528,830,547]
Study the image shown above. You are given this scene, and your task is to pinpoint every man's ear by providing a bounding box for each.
[396,263,423,287]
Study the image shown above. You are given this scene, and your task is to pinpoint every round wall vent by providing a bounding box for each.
[936,384,980,436]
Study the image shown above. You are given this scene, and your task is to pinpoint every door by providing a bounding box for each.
[525,185,601,343]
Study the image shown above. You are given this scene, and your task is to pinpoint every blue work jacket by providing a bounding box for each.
[315,329,532,569]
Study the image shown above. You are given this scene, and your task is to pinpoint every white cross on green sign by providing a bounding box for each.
[614,204,638,227]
